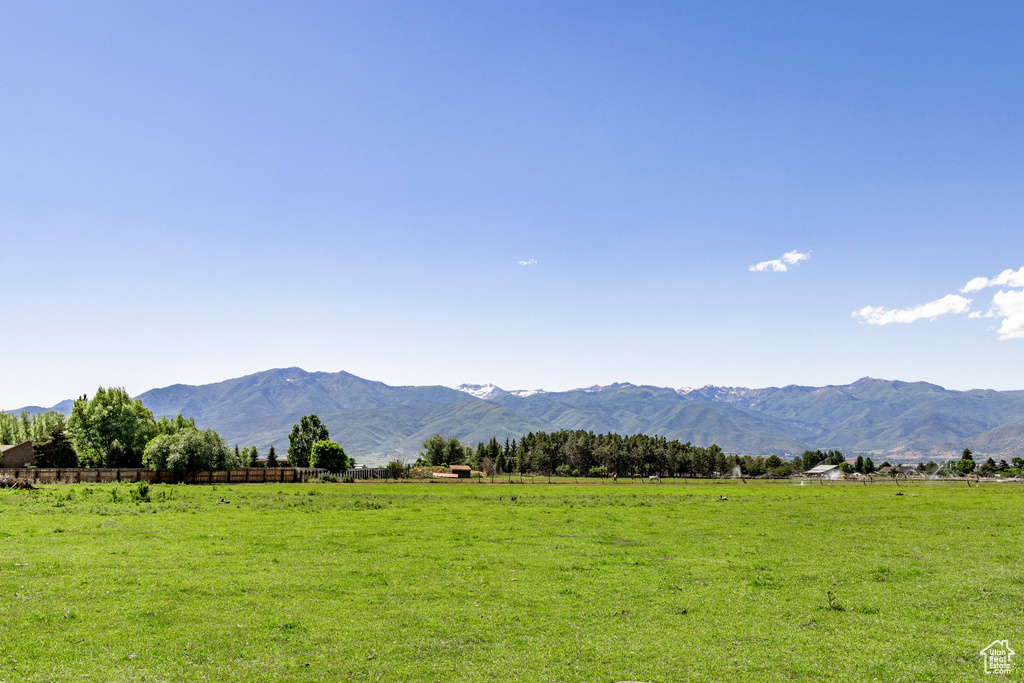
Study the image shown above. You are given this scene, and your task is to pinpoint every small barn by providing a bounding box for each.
[450,465,472,478]
[0,442,34,468]
[805,463,842,479]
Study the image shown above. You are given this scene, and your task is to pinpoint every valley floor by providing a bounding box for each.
[0,481,1019,681]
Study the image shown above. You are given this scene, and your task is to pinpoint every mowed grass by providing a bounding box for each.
[1,481,1021,682]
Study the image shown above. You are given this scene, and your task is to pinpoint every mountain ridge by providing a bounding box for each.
[11,369,1024,465]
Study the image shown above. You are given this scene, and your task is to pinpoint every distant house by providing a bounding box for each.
[0,442,34,468]
[805,463,842,479]
[450,465,472,478]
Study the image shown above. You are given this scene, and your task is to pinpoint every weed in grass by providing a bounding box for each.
[826,589,845,612]
[133,480,151,502]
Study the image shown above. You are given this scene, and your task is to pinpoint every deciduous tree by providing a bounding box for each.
[68,388,158,467]
[287,415,329,467]
[309,440,351,472]
[142,428,235,476]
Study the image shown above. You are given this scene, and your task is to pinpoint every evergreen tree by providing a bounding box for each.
[855,455,864,473]
[266,445,278,468]
[864,457,875,473]
[32,425,79,468]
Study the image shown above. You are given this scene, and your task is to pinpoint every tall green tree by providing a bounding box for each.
[266,445,278,467]
[68,388,159,467]
[418,434,471,466]
[154,414,196,436]
[956,448,976,474]
[0,410,67,444]
[287,415,329,467]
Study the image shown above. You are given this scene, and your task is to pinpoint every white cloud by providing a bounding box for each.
[856,266,1024,341]
[852,294,972,325]
[517,258,537,266]
[961,267,1024,293]
[991,288,1024,339]
[958,266,1024,339]
[749,250,810,272]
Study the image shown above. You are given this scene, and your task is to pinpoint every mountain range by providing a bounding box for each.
[14,368,1024,465]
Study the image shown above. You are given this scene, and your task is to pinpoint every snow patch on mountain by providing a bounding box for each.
[575,382,636,393]
[455,383,509,400]
[676,384,773,405]
[455,383,546,399]
[509,388,546,397]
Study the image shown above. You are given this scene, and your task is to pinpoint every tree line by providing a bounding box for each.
[10,398,1022,479]
[415,431,859,478]
[0,390,348,475]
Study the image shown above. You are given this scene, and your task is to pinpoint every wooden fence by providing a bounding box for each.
[0,467,325,484]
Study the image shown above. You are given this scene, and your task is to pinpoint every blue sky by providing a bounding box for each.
[2,1,1023,408]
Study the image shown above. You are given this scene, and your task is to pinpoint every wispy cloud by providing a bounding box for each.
[749,250,810,273]
[854,265,1024,340]
[961,267,1024,293]
[517,258,537,266]
[852,294,972,325]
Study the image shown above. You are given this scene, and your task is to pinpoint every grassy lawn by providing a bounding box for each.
[1,480,1020,682]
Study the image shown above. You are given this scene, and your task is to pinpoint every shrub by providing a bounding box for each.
[385,459,409,479]
[309,440,351,473]
[143,429,235,474]
[133,481,151,502]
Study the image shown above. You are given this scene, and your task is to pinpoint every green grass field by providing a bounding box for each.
[1,480,1020,682]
